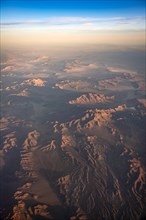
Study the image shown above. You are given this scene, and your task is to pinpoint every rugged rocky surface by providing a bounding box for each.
[56,105,146,220]
[1,104,144,220]
[69,93,114,105]
[22,79,46,87]
[0,51,146,220]
[55,71,145,93]
[55,80,97,92]
[3,78,46,91]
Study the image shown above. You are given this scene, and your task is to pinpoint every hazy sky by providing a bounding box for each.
[1,0,145,48]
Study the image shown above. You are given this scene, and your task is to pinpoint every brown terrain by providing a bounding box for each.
[55,80,97,92]
[1,103,145,220]
[0,53,146,220]
[3,78,46,91]
[69,93,114,105]
[55,70,145,93]
[64,62,98,74]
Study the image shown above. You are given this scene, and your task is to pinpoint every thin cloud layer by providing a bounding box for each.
[1,16,145,26]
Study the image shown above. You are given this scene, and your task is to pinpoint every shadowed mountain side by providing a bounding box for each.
[10,104,146,220]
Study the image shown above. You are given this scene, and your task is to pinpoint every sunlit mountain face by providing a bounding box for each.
[0,1,146,220]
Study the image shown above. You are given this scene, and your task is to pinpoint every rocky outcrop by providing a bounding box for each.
[4,78,46,91]
[55,71,145,93]
[1,66,16,72]
[23,130,40,150]
[55,80,97,92]
[41,140,57,152]
[60,105,126,132]
[69,93,114,105]
[12,202,51,220]
[22,79,46,87]
[64,62,98,74]
[107,67,137,75]
[10,89,28,97]
[61,128,76,149]
[97,77,123,90]
[128,158,146,195]
[0,117,26,131]
[3,132,17,152]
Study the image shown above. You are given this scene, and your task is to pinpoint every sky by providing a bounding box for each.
[1,0,146,48]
